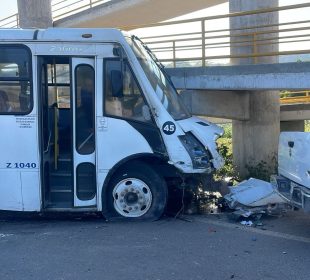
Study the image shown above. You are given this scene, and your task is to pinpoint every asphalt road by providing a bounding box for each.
[0,211,309,280]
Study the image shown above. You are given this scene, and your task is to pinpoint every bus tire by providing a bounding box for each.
[107,162,167,221]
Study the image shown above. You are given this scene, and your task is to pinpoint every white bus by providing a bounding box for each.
[0,28,224,220]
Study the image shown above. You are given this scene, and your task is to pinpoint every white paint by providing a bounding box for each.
[97,117,153,171]
[20,171,41,211]
[278,132,310,189]
[0,114,39,211]
[71,57,97,207]
[0,170,23,211]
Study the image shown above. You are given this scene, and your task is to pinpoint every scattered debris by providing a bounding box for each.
[225,178,286,207]
[240,220,253,226]
[224,178,288,219]
[197,191,222,214]
[0,233,13,238]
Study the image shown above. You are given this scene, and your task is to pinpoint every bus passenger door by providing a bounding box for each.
[71,58,97,207]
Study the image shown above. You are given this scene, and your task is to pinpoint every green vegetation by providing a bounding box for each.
[305,120,310,132]
[214,123,277,182]
[245,158,277,182]
[280,90,307,98]
[214,123,239,181]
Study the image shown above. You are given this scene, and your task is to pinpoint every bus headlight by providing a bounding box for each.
[179,132,212,169]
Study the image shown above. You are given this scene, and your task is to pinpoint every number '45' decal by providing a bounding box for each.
[162,121,176,135]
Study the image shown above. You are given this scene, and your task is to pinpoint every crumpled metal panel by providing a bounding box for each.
[225,178,286,208]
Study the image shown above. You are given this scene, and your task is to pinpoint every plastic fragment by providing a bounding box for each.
[240,220,253,226]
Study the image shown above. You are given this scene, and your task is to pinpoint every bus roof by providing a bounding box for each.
[0,28,127,42]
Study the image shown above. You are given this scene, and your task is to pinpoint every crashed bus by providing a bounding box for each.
[0,28,224,220]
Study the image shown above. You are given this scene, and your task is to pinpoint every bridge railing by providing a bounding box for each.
[0,13,19,28]
[127,2,310,68]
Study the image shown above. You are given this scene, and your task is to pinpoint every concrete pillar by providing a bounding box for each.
[17,0,52,28]
[280,121,305,132]
[229,0,280,178]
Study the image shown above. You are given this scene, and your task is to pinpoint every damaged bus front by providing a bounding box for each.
[107,34,225,219]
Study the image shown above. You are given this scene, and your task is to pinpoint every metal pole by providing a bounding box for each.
[201,20,206,67]
[172,41,176,68]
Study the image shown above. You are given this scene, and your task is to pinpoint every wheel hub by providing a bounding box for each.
[113,178,153,218]
[124,192,139,205]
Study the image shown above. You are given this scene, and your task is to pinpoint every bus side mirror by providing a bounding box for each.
[111,70,123,98]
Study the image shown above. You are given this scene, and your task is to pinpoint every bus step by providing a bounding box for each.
[45,201,72,209]
[50,188,71,193]
[50,173,72,186]
[50,190,72,203]
[55,157,72,171]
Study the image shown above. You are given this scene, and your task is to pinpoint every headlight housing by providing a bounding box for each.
[179,132,212,170]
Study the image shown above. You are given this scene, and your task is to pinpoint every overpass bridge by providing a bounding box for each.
[166,63,310,122]
[167,68,310,134]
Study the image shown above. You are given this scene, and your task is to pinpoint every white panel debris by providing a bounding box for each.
[224,178,287,215]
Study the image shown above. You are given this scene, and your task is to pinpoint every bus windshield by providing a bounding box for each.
[128,36,191,120]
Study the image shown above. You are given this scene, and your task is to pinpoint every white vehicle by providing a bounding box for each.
[272,132,310,212]
[0,28,223,220]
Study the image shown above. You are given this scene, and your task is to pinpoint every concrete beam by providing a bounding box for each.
[180,92,310,122]
[280,104,310,121]
[55,0,225,29]
[280,121,305,132]
[166,62,310,90]
[179,90,249,121]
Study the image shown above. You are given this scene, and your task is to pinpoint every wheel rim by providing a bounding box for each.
[112,178,153,218]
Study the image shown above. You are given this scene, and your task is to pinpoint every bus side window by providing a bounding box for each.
[104,59,151,123]
[0,46,32,114]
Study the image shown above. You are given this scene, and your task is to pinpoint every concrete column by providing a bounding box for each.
[17,0,52,28]
[229,0,280,177]
[280,121,305,132]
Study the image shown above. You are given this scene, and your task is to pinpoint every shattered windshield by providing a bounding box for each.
[128,36,191,120]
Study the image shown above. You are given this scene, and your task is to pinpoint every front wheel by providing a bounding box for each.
[107,162,168,221]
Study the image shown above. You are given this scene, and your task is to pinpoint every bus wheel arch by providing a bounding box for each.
[101,155,168,220]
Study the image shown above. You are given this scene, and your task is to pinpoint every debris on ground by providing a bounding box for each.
[240,220,253,226]
[167,177,291,224]
[197,190,223,214]
[224,178,289,219]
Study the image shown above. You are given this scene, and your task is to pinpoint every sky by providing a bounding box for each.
[0,0,17,19]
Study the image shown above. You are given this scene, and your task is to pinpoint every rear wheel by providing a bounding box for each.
[107,162,167,221]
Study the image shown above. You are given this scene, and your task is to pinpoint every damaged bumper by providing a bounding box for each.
[271,175,310,213]
[225,178,286,208]
[224,178,288,217]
